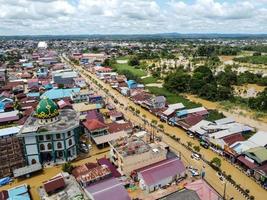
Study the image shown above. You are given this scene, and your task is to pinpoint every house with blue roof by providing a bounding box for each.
[41,88,80,100]
[37,67,48,78]
[127,80,137,89]
[22,62,33,69]
[0,102,5,113]
[27,92,40,98]
[0,97,13,112]
[7,184,31,200]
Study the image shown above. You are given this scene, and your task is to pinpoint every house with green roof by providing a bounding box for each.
[244,147,267,165]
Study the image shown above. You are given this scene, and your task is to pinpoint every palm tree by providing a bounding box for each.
[211,157,222,168]
[151,119,158,126]
[135,109,140,115]
[187,141,193,148]
[193,145,200,153]
[158,124,164,130]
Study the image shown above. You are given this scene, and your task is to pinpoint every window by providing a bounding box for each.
[39,135,44,141]
[31,159,37,165]
[46,135,51,140]
[56,134,61,139]
[47,143,52,150]
[40,144,45,151]
[68,139,72,146]
[67,131,71,137]
[57,142,62,149]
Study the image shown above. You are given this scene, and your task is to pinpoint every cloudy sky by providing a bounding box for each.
[0,0,267,35]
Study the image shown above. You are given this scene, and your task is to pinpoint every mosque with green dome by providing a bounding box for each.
[18,97,80,165]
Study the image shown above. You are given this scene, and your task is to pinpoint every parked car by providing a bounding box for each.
[79,143,89,153]
[200,141,209,149]
[188,133,194,138]
[191,153,200,160]
[188,167,200,176]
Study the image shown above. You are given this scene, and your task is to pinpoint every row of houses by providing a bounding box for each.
[188,117,267,187]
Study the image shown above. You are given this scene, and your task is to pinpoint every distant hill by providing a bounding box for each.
[1,33,267,40]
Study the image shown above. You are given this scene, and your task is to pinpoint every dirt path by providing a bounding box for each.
[186,94,267,130]
[145,83,163,88]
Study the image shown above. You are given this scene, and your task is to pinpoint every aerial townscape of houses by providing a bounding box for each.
[0,40,266,200]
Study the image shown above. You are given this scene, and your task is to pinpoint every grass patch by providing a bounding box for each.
[206,110,225,121]
[141,76,158,84]
[146,86,200,108]
[114,63,147,77]
[116,55,130,60]
[234,55,267,65]
[243,132,255,140]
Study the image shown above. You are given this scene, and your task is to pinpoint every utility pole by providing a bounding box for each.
[223,182,226,200]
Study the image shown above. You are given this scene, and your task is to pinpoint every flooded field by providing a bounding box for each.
[233,84,266,98]
[186,94,267,130]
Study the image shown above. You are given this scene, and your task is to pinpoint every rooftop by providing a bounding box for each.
[73,163,111,185]
[85,177,130,200]
[19,109,79,135]
[185,179,222,200]
[159,189,201,200]
[7,184,31,200]
[137,158,186,186]
[244,146,267,164]
[83,119,108,132]
[41,88,80,100]
[248,131,267,147]
[73,102,102,113]
[0,125,22,137]
[110,136,151,157]
[43,175,66,194]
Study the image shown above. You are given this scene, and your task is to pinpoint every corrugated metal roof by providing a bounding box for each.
[162,103,185,116]
[85,178,130,200]
[0,126,22,137]
[185,179,221,200]
[138,158,186,186]
[248,131,267,147]
[214,117,235,125]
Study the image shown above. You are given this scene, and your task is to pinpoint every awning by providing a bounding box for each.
[237,156,257,169]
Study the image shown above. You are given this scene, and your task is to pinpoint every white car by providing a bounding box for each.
[188,133,194,138]
[188,168,200,176]
[191,153,200,160]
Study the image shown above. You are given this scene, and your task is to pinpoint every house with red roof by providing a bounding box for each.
[73,162,112,187]
[43,174,66,195]
[83,119,109,148]
[107,122,133,134]
[108,111,124,121]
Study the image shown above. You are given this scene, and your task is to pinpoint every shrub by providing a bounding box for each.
[62,162,74,174]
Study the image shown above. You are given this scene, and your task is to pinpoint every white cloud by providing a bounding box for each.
[0,0,266,35]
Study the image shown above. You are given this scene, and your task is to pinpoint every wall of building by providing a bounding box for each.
[23,130,77,165]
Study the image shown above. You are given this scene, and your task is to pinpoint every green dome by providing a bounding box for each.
[35,97,59,119]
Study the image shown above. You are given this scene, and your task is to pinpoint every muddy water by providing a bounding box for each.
[186,94,267,130]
